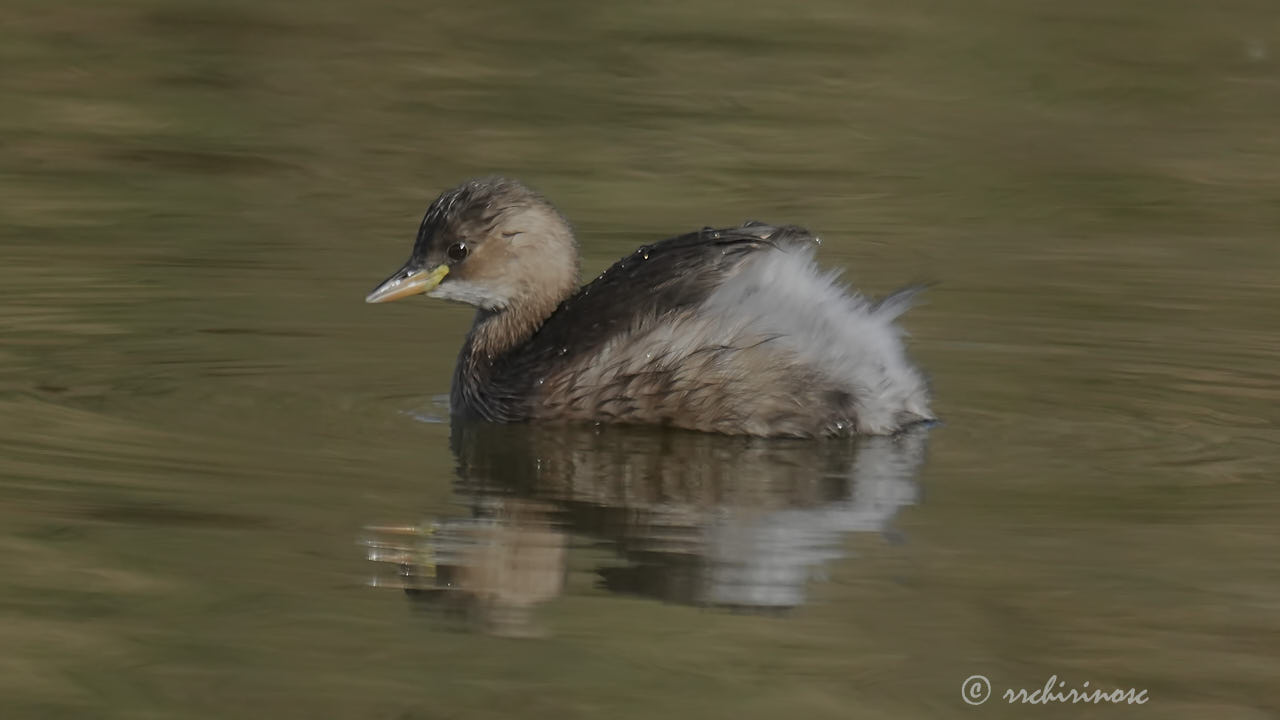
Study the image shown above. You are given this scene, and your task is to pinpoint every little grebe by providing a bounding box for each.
[366,178,933,437]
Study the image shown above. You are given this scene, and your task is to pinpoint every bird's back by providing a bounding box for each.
[483,224,932,437]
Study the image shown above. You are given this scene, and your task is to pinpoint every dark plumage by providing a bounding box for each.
[367,177,933,437]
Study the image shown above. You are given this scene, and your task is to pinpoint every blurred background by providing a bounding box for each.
[2,0,1278,717]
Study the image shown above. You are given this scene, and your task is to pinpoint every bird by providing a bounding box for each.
[366,177,933,438]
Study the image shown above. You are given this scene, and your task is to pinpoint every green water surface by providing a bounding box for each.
[2,1,1278,717]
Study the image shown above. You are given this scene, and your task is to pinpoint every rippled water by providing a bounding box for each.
[2,1,1278,718]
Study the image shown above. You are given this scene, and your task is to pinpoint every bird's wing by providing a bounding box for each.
[500,223,817,375]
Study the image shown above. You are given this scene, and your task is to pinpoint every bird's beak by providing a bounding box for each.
[365,263,450,304]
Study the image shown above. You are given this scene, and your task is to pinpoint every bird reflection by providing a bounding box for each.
[365,420,931,634]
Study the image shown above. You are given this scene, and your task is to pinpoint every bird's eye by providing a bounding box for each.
[446,242,469,262]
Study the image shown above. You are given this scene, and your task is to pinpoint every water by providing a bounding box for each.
[366,422,929,622]
[2,1,1278,717]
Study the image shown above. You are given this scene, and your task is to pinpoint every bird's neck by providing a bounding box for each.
[467,290,563,359]
[450,292,566,420]
[455,286,565,376]
[450,247,580,419]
